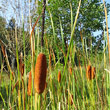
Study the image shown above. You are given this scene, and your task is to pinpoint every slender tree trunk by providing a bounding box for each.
[41,0,46,47]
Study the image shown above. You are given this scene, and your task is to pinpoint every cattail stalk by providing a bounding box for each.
[49,54,52,70]
[27,71,32,96]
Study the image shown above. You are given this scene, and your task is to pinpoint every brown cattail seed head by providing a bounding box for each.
[86,65,95,80]
[69,68,72,75]
[86,65,91,80]
[58,71,61,83]
[27,71,32,96]
[34,53,47,94]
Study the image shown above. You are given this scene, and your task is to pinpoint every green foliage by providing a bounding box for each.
[45,0,110,53]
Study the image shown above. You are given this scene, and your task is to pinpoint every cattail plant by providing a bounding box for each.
[58,71,61,83]
[86,65,95,80]
[34,53,47,94]
[27,71,32,96]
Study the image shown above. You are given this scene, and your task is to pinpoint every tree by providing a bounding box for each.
[41,0,46,47]
[0,16,7,40]
[6,18,30,56]
[0,16,6,62]
[46,0,110,53]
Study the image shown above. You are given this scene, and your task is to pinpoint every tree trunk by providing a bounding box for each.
[41,0,46,47]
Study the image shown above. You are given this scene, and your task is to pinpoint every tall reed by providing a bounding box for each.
[27,71,32,96]
[34,53,47,110]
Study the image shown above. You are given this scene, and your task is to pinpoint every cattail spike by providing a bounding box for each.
[58,71,61,83]
[69,67,72,75]
[34,53,47,94]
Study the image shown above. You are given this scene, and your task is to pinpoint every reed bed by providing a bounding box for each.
[0,0,110,110]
